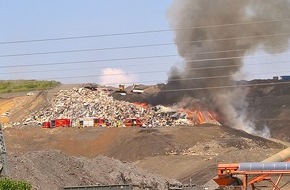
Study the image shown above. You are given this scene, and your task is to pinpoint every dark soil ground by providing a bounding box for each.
[4,125,284,188]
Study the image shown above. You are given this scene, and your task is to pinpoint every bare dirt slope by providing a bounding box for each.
[247,80,290,141]
[9,150,177,190]
[0,84,81,124]
[4,125,283,187]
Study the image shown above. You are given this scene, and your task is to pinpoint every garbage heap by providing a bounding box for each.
[25,88,220,127]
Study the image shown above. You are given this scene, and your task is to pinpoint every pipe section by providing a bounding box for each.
[262,147,290,162]
[239,162,290,171]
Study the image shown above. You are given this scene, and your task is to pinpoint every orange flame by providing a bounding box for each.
[134,102,148,109]
[178,108,218,125]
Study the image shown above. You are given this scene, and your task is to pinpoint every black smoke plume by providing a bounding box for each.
[156,0,290,136]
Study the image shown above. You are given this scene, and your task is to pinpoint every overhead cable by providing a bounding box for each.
[161,81,290,92]
[2,50,290,69]
[20,70,290,81]
[0,55,179,68]
[1,60,289,76]
[1,32,290,58]
[1,17,290,45]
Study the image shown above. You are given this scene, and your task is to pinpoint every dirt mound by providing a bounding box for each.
[10,91,49,122]
[5,127,132,158]
[5,125,284,187]
[9,150,178,190]
[108,129,177,161]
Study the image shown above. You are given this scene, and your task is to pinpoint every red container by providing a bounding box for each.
[42,122,51,128]
[94,118,110,127]
[124,118,143,127]
[54,119,71,127]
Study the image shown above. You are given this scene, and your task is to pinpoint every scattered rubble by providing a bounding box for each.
[21,87,220,127]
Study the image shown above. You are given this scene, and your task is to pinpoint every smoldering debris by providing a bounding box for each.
[18,88,220,128]
[164,0,290,137]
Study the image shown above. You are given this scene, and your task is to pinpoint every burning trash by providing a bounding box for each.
[21,87,220,128]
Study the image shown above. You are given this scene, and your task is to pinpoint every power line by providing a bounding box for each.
[14,70,289,83]
[1,59,289,76]
[1,32,290,58]
[1,17,290,45]
[0,55,179,68]
[11,73,288,92]
[88,76,290,87]
[161,81,290,92]
[2,49,290,69]
[166,71,289,82]
[152,71,287,85]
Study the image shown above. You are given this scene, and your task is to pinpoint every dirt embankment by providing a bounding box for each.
[0,84,82,124]
[9,150,177,190]
[247,81,290,141]
[4,125,284,186]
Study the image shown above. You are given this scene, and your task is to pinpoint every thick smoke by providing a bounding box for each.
[166,0,290,136]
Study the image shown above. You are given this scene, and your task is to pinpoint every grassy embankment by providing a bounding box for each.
[0,80,60,94]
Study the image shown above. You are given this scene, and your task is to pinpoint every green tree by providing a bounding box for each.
[0,178,32,190]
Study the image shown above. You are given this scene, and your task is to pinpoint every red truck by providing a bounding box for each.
[42,118,71,128]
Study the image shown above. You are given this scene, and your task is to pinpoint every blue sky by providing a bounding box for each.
[0,0,290,85]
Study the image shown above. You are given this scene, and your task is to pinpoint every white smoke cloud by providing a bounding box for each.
[99,68,137,87]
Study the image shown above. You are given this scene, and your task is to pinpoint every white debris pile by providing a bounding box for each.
[25,88,219,127]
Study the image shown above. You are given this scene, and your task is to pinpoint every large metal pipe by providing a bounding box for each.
[239,162,290,171]
[207,147,290,189]
[262,147,290,162]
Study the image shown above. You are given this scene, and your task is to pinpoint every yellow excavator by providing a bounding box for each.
[115,84,127,95]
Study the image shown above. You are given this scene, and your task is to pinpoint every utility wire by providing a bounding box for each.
[1,59,289,76]
[1,32,290,58]
[0,55,178,68]
[2,50,290,69]
[161,81,290,92]
[11,74,289,92]
[86,76,288,87]
[23,70,290,82]
[1,17,290,45]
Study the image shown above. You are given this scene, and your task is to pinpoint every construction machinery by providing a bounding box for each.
[83,83,98,91]
[214,147,290,189]
[114,84,127,96]
[131,84,144,94]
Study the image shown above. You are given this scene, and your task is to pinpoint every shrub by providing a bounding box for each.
[0,178,32,190]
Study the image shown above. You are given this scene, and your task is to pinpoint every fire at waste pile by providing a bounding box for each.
[152,0,290,137]
[21,88,220,128]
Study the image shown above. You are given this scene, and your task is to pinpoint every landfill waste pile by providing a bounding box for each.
[21,88,220,127]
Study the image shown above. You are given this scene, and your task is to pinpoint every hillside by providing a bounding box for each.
[0,80,60,94]
[4,126,283,189]
[246,80,290,141]
[1,80,290,189]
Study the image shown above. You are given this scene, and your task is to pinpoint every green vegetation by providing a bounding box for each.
[0,178,32,190]
[0,80,60,94]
